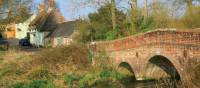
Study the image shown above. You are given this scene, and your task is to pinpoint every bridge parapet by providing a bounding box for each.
[94,30,200,52]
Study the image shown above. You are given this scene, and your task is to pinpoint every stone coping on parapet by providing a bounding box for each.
[92,28,200,45]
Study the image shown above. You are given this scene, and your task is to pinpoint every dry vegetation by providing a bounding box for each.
[0,43,114,88]
[0,44,200,88]
[0,44,86,87]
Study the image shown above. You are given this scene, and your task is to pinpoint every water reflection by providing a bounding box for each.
[93,77,179,88]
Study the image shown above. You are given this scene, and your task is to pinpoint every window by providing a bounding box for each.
[17,28,22,31]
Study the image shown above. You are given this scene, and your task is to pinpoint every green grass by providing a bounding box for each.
[64,73,82,87]
[11,80,58,88]
[63,68,135,88]
[0,50,5,58]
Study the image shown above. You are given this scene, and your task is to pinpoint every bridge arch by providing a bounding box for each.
[145,55,181,80]
[117,62,136,80]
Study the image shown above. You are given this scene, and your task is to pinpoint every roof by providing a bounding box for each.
[51,21,76,37]
[29,8,65,32]
[29,9,50,30]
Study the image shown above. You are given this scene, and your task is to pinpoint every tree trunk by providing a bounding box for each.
[111,0,116,29]
[130,0,137,33]
[153,0,157,13]
[131,0,137,9]
[144,0,148,21]
[187,0,193,15]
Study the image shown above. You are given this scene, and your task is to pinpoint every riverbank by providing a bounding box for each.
[0,44,199,88]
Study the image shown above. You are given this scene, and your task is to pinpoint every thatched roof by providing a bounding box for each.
[29,8,65,32]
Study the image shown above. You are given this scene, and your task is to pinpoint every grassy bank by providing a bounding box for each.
[0,44,200,88]
[0,44,132,88]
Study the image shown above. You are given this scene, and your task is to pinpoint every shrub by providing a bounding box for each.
[99,69,111,80]
[29,80,47,88]
[78,73,98,88]
[11,82,27,88]
[106,28,121,40]
[64,74,82,86]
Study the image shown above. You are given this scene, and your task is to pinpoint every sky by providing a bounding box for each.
[34,0,148,21]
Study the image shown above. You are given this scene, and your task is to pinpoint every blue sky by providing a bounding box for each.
[34,0,150,20]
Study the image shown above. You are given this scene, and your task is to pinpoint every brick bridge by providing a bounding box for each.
[92,30,200,81]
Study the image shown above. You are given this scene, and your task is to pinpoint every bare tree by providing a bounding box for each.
[69,0,118,29]
[0,0,33,23]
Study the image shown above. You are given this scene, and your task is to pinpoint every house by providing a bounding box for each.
[15,14,37,39]
[0,14,36,40]
[28,5,65,47]
[50,21,76,47]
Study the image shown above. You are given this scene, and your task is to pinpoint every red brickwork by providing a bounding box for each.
[93,30,200,81]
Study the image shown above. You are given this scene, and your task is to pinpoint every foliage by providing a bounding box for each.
[73,20,95,43]
[131,15,155,33]
[74,4,126,43]
[106,27,121,40]
[11,80,57,88]
[88,3,126,30]
[99,69,111,80]
[181,6,200,28]
[78,73,98,88]
[62,66,134,88]
[11,82,27,88]
[0,0,32,24]
[64,74,82,86]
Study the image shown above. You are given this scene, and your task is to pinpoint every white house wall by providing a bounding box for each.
[30,30,45,47]
[16,15,37,39]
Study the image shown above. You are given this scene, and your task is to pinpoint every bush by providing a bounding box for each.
[78,73,98,88]
[99,69,111,80]
[64,74,82,86]
[106,28,121,40]
[28,80,47,88]
[11,82,27,88]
